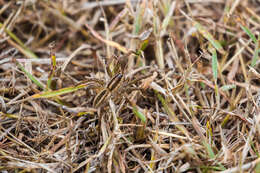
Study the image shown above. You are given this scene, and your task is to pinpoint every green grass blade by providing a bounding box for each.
[161,1,175,33]
[47,73,54,90]
[200,165,226,171]
[210,47,218,81]
[240,24,257,43]
[17,61,67,106]
[47,50,57,90]
[132,106,146,123]
[133,2,145,35]
[193,21,225,54]
[140,39,149,52]
[0,22,37,59]
[251,35,259,67]
[16,61,45,90]
[255,162,260,173]
[220,84,236,91]
[202,140,215,159]
[31,83,87,99]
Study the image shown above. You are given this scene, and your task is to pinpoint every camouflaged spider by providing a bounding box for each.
[89,51,149,108]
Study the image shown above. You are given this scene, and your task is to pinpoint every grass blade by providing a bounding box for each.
[240,24,257,43]
[31,83,88,99]
[47,46,57,90]
[133,0,146,35]
[220,84,236,91]
[132,105,146,123]
[16,61,45,90]
[125,95,147,123]
[161,1,176,35]
[255,163,260,173]
[203,139,215,159]
[251,35,259,67]
[193,21,225,54]
[85,23,128,53]
[0,22,37,58]
[210,47,218,81]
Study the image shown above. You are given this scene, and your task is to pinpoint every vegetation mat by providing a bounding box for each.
[0,0,260,172]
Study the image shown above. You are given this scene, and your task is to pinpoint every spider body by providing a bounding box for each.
[91,53,149,109]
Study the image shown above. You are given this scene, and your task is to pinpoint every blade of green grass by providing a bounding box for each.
[125,95,147,123]
[31,83,88,99]
[47,71,55,90]
[251,141,260,157]
[209,46,220,107]
[0,112,19,119]
[139,39,149,52]
[255,163,260,173]
[240,24,257,43]
[221,114,230,127]
[206,121,213,139]
[161,1,176,34]
[200,165,226,171]
[77,111,95,117]
[16,61,45,90]
[0,22,37,58]
[202,140,215,159]
[132,105,146,123]
[133,1,145,35]
[193,21,225,54]
[16,60,68,107]
[220,84,236,91]
[210,47,218,81]
[251,35,259,67]
[47,49,57,90]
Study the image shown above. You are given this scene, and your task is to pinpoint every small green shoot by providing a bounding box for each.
[47,45,57,90]
[132,105,146,123]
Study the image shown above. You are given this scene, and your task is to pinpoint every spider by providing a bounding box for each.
[86,51,151,109]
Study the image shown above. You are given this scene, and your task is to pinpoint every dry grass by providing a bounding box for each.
[0,0,260,172]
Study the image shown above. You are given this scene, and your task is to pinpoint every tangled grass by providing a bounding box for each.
[0,0,260,172]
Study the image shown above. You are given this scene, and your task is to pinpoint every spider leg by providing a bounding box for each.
[124,74,153,87]
[78,77,105,86]
[93,88,111,108]
[120,87,144,93]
